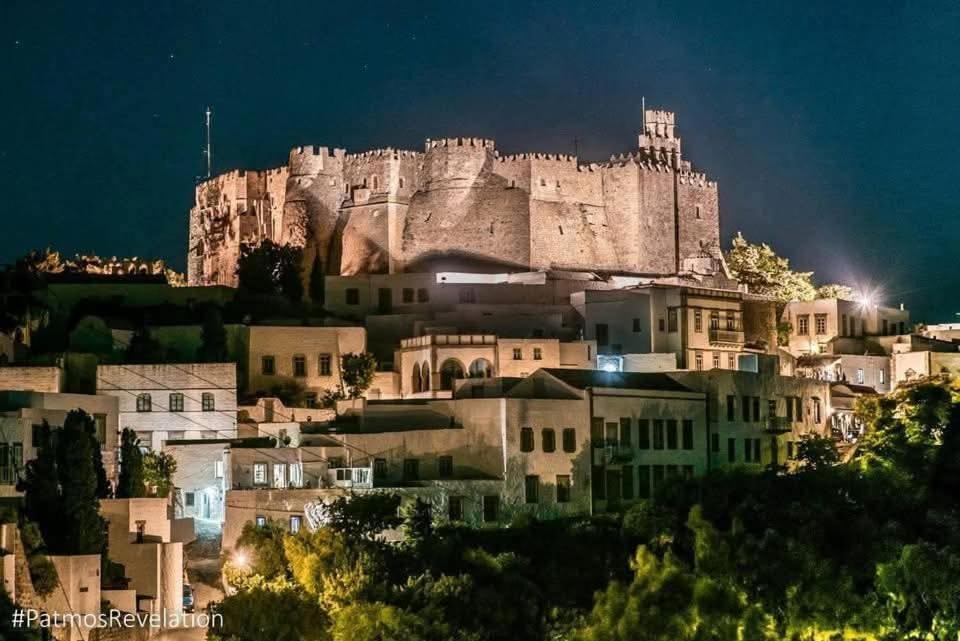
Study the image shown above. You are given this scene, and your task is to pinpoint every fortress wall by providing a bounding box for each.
[492,155,532,191]
[677,174,720,260]
[282,146,346,255]
[600,160,643,271]
[265,167,289,241]
[636,163,679,274]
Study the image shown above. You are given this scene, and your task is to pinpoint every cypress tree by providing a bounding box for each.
[309,253,325,305]
[19,421,60,549]
[57,410,106,555]
[116,428,146,499]
[198,305,228,362]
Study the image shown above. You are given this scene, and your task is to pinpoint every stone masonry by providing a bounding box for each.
[187,109,721,287]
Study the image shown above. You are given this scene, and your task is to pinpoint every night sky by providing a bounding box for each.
[3,1,959,321]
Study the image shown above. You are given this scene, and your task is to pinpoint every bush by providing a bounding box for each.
[28,554,58,597]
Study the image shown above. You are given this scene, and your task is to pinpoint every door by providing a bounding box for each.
[378,288,392,314]
[605,470,622,508]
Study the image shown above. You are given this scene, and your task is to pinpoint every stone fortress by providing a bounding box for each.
[187,109,723,287]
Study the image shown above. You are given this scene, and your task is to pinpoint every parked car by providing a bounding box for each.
[183,584,195,613]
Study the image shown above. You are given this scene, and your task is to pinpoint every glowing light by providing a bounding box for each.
[233,551,248,568]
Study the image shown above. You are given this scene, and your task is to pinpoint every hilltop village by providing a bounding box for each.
[1,109,958,640]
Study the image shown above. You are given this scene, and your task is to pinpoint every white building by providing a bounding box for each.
[96,363,237,450]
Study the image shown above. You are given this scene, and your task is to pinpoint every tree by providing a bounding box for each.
[340,352,378,399]
[125,323,164,363]
[795,435,840,471]
[815,283,855,301]
[143,450,177,498]
[317,494,403,541]
[309,253,325,305]
[211,584,330,641]
[725,233,816,303]
[198,305,229,362]
[235,519,291,581]
[116,428,146,498]
[19,421,60,547]
[56,410,107,555]
[331,602,429,641]
[237,240,304,303]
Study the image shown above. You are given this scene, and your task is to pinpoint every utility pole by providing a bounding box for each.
[204,106,213,178]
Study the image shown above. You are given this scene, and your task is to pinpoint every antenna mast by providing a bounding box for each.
[204,106,213,178]
[641,95,646,133]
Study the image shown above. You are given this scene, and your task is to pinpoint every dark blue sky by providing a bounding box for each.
[3,1,959,321]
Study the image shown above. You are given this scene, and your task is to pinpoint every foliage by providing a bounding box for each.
[68,315,115,355]
[198,304,229,362]
[27,553,59,597]
[235,520,291,581]
[116,427,146,498]
[725,232,816,302]
[815,283,855,300]
[209,583,330,641]
[318,494,403,541]
[143,450,177,498]
[330,602,430,641]
[340,352,378,399]
[795,434,840,470]
[125,323,165,363]
[19,411,107,556]
[237,240,304,303]
[0,588,42,640]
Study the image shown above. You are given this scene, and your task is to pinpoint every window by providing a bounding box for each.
[345,288,360,305]
[513,348,522,360]
[399,177,405,189]
[710,310,720,329]
[253,463,267,486]
[542,428,556,452]
[459,288,476,303]
[711,432,720,453]
[592,465,605,500]
[525,475,539,503]
[261,356,275,375]
[879,369,885,385]
[815,314,827,335]
[666,419,678,449]
[136,393,152,412]
[768,399,777,418]
[438,455,453,478]
[94,414,107,446]
[520,427,534,452]
[167,431,184,441]
[813,399,822,423]
[653,420,665,450]
[682,420,694,450]
[795,397,802,421]
[533,347,542,361]
[169,393,184,412]
[638,466,651,498]
[402,288,414,303]
[742,396,751,422]
[695,352,703,371]
[622,465,634,500]
[619,418,631,446]
[556,475,571,503]
[754,438,761,462]
[695,204,702,219]
[273,463,287,488]
[416,288,429,303]
[403,458,420,481]
[449,496,464,521]
[798,315,810,335]
[595,323,609,347]
[652,465,665,490]
[374,458,387,479]
[726,310,736,330]
[185,492,195,507]
[727,438,736,463]
[712,352,721,369]
[744,439,753,462]
[752,397,761,422]
[562,428,576,452]
[728,353,736,369]
[482,495,499,522]
[290,516,302,533]
[668,309,678,332]
[255,516,266,528]
[856,368,864,385]
[727,395,736,421]
[319,354,332,376]
[787,397,795,421]
[202,393,215,412]
[215,460,224,479]
[293,355,307,377]
[605,421,618,447]
[694,310,702,333]
[658,319,665,332]
[637,419,650,449]
[633,318,642,332]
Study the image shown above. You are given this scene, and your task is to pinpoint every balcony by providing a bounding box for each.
[765,416,792,434]
[596,441,634,464]
[326,466,373,489]
[709,327,745,345]
[400,334,497,348]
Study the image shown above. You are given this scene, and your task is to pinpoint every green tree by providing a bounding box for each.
[330,602,429,641]
[143,450,177,498]
[318,494,402,540]
[235,519,291,580]
[211,584,330,641]
[876,542,960,640]
[198,305,229,362]
[725,232,816,302]
[125,323,164,363]
[340,352,378,399]
[309,253,325,305]
[116,428,146,498]
[56,410,107,555]
[237,240,304,303]
[795,434,840,470]
[815,283,855,300]
[19,421,60,548]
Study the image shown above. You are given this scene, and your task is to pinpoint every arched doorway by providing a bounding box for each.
[420,362,431,392]
[411,365,422,394]
[439,359,465,391]
[468,358,493,378]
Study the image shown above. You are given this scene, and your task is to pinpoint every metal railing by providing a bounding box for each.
[709,328,745,344]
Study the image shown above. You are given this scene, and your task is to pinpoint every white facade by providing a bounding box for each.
[97,363,237,450]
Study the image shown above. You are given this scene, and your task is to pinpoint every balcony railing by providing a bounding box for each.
[595,440,634,463]
[400,334,497,348]
[709,328,745,345]
[326,466,373,489]
[765,416,792,434]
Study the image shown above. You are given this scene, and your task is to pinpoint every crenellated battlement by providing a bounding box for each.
[345,148,422,161]
[496,152,578,163]
[424,137,496,150]
[290,145,345,157]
